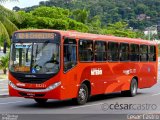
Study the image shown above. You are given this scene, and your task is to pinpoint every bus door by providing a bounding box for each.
[140,45,150,87]
[63,38,78,98]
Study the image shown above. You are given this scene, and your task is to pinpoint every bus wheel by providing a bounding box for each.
[121,78,138,97]
[34,98,48,104]
[73,84,89,105]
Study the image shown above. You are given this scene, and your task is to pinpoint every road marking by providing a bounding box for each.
[69,103,103,109]
[151,93,160,96]
[0,101,23,105]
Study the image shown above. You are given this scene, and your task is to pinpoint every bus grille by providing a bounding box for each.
[16,77,47,84]
[10,71,55,84]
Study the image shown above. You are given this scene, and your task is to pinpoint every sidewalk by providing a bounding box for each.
[0,79,8,96]
[0,70,8,96]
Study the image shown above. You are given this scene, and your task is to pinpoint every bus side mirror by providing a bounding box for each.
[3,40,7,54]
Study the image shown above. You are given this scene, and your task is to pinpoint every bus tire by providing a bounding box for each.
[34,98,48,104]
[73,84,89,105]
[121,78,138,97]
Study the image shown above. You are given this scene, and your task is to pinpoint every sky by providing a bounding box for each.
[1,0,47,10]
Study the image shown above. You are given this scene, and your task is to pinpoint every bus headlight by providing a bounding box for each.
[8,80,17,89]
[46,81,61,91]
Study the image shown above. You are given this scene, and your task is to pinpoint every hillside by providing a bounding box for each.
[14,0,160,30]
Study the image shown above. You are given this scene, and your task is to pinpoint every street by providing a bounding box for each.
[0,66,160,120]
[0,81,160,114]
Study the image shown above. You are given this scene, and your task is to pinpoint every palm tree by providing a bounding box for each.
[0,0,20,46]
[0,53,9,74]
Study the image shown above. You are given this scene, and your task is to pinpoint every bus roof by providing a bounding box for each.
[14,29,157,45]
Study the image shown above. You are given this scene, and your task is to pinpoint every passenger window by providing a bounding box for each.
[95,41,107,61]
[130,44,139,61]
[149,46,156,61]
[140,45,148,61]
[63,38,77,72]
[108,42,119,61]
[79,40,93,61]
[119,43,129,61]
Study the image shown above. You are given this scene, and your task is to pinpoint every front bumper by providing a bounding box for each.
[8,81,62,99]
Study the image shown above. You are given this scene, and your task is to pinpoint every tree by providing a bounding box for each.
[0,0,20,46]
[72,9,89,24]
[102,21,143,38]
[16,6,89,32]
[0,53,9,74]
[34,0,160,31]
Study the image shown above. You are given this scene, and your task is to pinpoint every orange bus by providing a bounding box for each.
[8,29,158,105]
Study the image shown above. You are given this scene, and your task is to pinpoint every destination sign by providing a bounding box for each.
[15,43,32,48]
[15,32,55,39]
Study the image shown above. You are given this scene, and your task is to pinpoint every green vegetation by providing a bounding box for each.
[14,6,142,38]
[35,0,160,31]
[0,0,159,74]
[15,6,89,32]
[0,0,19,75]
[0,0,20,47]
[0,53,9,74]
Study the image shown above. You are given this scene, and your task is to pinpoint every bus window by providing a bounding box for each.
[63,38,77,72]
[95,41,107,61]
[79,40,93,62]
[33,43,60,74]
[149,46,156,61]
[130,44,139,61]
[119,43,129,61]
[140,45,148,61]
[108,42,119,61]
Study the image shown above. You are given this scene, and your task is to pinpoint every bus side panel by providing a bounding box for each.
[81,65,106,95]
[103,62,138,93]
[61,64,107,97]
[78,63,132,95]
[138,62,157,89]
[60,61,157,100]
[60,71,79,100]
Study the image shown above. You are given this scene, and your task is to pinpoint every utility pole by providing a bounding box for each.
[3,40,7,54]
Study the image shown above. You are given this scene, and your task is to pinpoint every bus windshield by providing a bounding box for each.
[9,42,60,74]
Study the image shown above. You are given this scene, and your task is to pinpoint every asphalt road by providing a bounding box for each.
[0,67,160,120]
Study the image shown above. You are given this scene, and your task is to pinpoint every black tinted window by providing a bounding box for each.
[119,43,129,61]
[79,40,93,61]
[149,46,156,61]
[64,38,77,72]
[95,41,107,61]
[108,42,119,61]
[130,44,139,61]
[140,45,148,61]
